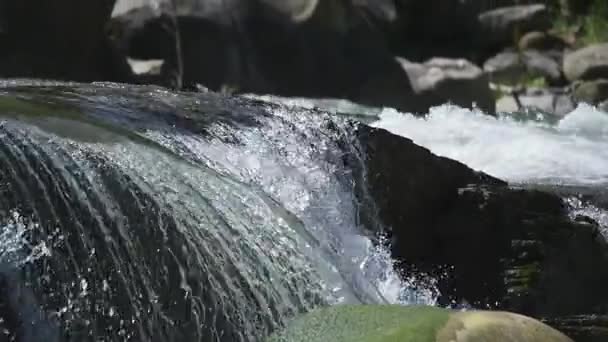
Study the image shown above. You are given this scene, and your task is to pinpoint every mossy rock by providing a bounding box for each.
[266,305,573,342]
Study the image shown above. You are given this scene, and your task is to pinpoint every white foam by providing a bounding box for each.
[566,197,608,239]
[372,104,608,186]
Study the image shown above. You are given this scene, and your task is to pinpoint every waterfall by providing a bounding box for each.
[0,81,434,342]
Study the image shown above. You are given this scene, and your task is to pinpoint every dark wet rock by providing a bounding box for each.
[354,125,608,318]
[564,43,608,81]
[519,31,568,51]
[398,57,495,113]
[0,0,131,82]
[109,1,427,112]
[478,4,551,50]
[573,79,608,104]
[496,87,575,116]
[545,315,608,342]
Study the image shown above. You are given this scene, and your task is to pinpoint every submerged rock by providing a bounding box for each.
[266,305,573,341]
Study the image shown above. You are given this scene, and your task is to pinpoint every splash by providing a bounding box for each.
[565,196,608,240]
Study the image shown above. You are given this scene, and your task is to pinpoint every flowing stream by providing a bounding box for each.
[0,81,434,342]
[0,81,607,342]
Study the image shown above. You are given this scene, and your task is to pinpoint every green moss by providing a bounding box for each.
[266,305,450,342]
[550,0,608,46]
[523,76,546,88]
[581,0,608,44]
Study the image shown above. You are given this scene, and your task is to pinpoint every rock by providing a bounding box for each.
[545,315,608,342]
[353,125,608,317]
[573,79,608,104]
[484,50,562,85]
[110,1,441,113]
[266,305,573,342]
[398,57,495,113]
[496,88,575,116]
[478,4,551,49]
[484,51,527,84]
[563,43,608,81]
[523,50,563,83]
[519,31,568,51]
[0,0,131,82]
[127,58,164,75]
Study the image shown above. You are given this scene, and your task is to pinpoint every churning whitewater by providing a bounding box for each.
[371,103,608,239]
[373,104,608,186]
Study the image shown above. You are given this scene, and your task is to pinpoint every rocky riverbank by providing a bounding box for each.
[0,0,606,116]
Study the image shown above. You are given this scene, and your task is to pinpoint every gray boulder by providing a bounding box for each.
[484,51,527,84]
[563,43,608,81]
[573,79,608,104]
[399,57,495,113]
[519,31,568,51]
[484,50,562,85]
[525,50,562,82]
[478,4,550,49]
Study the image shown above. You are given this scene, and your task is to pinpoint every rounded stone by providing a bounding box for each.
[563,43,608,81]
[266,305,573,342]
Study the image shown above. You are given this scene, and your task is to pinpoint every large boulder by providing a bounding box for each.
[563,43,608,82]
[398,57,495,113]
[518,31,568,51]
[0,0,131,82]
[352,125,608,318]
[266,305,573,342]
[478,4,551,50]
[109,1,429,112]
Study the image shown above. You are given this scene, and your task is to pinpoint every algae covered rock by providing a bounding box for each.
[266,305,572,342]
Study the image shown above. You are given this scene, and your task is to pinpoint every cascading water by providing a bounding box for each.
[0,81,435,342]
